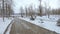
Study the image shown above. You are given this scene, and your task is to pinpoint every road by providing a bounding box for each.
[9,18,57,34]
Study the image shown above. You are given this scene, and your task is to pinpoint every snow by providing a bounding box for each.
[6,23,12,34]
[19,15,60,34]
[0,15,59,34]
[0,17,13,34]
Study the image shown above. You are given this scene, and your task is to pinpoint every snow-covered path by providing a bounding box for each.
[0,18,13,34]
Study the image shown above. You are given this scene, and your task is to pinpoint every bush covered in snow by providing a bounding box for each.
[57,19,60,26]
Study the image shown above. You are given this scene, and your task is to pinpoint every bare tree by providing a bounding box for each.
[25,7,28,17]
[5,0,13,19]
[20,7,24,17]
[44,2,50,18]
[1,0,13,21]
[39,0,42,16]
[28,5,35,20]
[46,7,51,18]
[2,0,4,21]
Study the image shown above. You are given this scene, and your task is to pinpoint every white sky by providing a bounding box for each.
[12,0,60,13]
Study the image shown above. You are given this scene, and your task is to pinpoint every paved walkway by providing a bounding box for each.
[9,18,57,34]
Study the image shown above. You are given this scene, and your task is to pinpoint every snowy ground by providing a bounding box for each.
[19,15,60,34]
[0,15,60,34]
[0,17,13,34]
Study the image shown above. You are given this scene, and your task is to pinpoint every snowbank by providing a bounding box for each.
[19,15,60,34]
[0,18,13,34]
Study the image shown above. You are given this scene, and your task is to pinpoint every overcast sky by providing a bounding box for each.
[12,0,60,13]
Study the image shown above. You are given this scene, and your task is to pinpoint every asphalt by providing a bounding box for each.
[9,18,57,34]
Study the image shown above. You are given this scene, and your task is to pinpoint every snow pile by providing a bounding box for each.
[19,15,60,34]
[36,15,60,22]
[0,18,13,34]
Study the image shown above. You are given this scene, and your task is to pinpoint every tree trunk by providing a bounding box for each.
[2,0,4,22]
